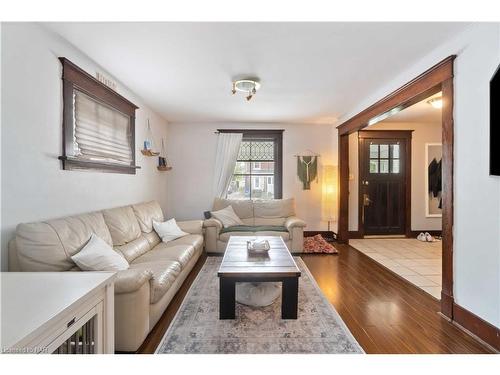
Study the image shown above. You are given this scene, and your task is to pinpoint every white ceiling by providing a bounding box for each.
[45,22,469,124]
[383,92,442,123]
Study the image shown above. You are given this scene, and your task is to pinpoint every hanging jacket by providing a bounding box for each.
[428,158,442,198]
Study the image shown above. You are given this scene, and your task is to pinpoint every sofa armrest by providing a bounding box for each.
[203,218,223,230]
[285,216,307,231]
[177,220,203,235]
[114,268,153,294]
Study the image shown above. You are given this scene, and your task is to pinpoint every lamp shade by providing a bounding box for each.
[321,165,338,222]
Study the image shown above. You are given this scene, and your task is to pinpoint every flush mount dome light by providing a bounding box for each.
[232,79,261,101]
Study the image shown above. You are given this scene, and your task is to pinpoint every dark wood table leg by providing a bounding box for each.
[219,277,236,319]
[282,277,299,319]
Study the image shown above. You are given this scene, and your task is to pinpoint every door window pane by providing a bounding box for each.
[391,159,400,173]
[370,160,379,173]
[380,144,389,158]
[391,144,400,159]
[369,144,379,158]
[234,161,251,174]
[380,159,389,173]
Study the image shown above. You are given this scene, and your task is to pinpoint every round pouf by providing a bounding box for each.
[235,282,281,307]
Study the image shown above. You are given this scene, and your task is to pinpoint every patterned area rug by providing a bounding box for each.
[156,257,363,354]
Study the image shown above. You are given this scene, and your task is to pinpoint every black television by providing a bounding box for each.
[491,63,500,176]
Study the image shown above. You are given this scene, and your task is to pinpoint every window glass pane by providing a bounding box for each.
[251,161,274,174]
[380,159,389,173]
[391,144,400,159]
[369,144,379,158]
[234,161,251,174]
[380,144,389,158]
[237,140,274,161]
[251,176,274,199]
[370,160,379,173]
[392,159,400,173]
[227,175,250,199]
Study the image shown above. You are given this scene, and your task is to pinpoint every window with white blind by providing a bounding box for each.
[73,91,133,165]
[59,58,139,174]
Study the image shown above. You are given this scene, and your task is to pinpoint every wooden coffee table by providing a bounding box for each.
[217,236,301,320]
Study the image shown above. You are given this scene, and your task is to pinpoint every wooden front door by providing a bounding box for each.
[359,131,412,236]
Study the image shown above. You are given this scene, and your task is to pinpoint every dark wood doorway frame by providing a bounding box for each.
[336,56,455,319]
[358,130,413,238]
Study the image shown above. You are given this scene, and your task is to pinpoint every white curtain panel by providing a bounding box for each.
[213,132,243,198]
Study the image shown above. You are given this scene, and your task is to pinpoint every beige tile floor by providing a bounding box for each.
[349,238,442,299]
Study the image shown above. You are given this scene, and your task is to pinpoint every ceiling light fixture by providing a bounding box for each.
[427,97,443,109]
[232,79,261,101]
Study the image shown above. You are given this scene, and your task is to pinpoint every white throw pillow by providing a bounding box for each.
[153,218,189,243]
[210,205,244,228]
[71,234,129,271]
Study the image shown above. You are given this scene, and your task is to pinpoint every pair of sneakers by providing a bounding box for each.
[417,232,434,242]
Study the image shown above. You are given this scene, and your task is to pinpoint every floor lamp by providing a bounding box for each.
[322,165,338,242]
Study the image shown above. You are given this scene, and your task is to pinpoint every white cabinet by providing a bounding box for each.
[1,272,115,354]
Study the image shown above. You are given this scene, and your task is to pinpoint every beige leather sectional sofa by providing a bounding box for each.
[203,198,306,253]
[8,201,203,352]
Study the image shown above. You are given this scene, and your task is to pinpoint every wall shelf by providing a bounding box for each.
[157,166,172,171]
[141,149,160,157]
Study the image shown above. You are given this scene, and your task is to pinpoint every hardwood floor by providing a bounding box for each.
[137,245,493,354]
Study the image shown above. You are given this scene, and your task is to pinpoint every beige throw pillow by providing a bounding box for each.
[210,205,244,228]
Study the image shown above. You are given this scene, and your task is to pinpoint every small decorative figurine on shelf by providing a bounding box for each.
[141,119,160,156]
[157,138,172,171]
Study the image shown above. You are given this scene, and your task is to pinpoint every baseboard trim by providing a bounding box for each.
[452,302,500,351]
[440,292,454,319]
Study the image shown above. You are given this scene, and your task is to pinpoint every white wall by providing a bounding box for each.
[338,23,500,327]
[1,23,169,270]
[348,122,442,232]
[165,122,336,231]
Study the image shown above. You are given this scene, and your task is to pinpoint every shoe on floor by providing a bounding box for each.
[425,232,434,242]
[417,232,426,241]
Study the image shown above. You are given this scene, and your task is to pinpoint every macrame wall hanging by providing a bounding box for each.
[296,152,320,190]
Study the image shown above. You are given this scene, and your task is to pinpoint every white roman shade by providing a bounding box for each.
[73,90,133,165]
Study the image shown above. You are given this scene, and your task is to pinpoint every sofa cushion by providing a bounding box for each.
[133,243,196,269]
[253,198,295,219]
[220,225,287,234]
[132,201,164,233]
[102,206,141,246]
[129,261,181,304]
[15,211,112,271]
[219,230,290,242]
[114,234,151,263]
[143,230,162,248]
[213,198,254,219]
[167,234,203,251]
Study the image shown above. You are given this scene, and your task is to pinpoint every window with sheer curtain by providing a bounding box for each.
[221,129,283,200]
[59,58,138,174]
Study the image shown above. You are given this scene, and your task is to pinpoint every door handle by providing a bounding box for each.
[363,194,372,206]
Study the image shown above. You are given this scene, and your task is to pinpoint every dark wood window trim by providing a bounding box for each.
[58,57,140,174]
[217,129,283,199]
[358,130,413,238]
[335,55,456,322]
